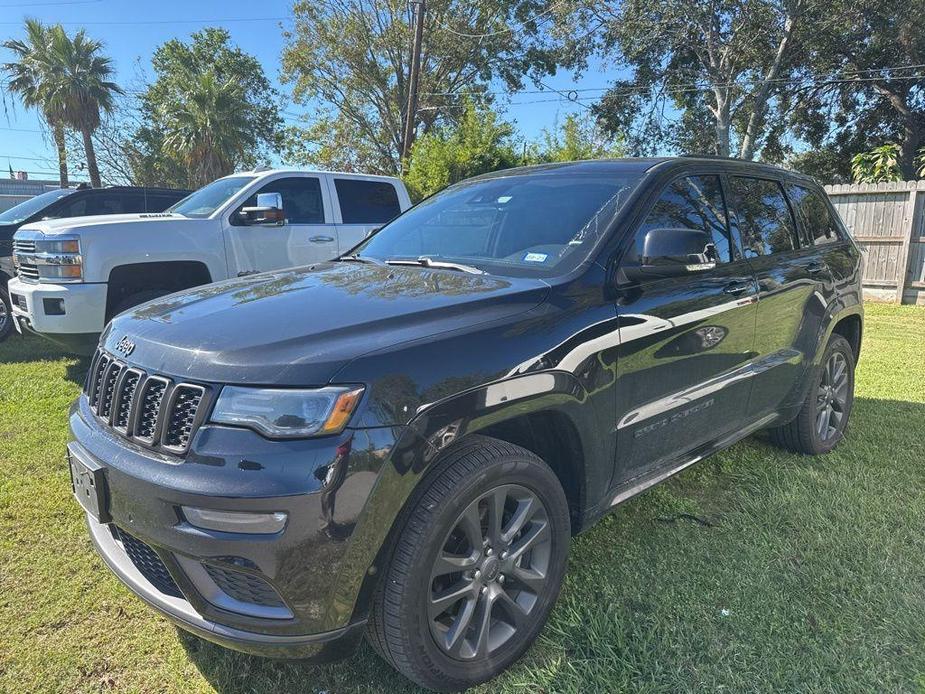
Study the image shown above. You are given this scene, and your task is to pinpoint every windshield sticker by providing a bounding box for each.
[523,252,548,263]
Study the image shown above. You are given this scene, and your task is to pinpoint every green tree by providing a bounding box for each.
[850,143,925,183]
[133,28,281,188]
[281,0,554,175]
[535,113,624,162]
[551,0,810,160]
[790,0,925,180]
[3,19,71,186]
[403,100,519,200]
[43,26,121,187]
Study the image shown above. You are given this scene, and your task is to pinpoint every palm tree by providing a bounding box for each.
[161,72,252,188]
[3,19,70,187]
[44,26,122,187]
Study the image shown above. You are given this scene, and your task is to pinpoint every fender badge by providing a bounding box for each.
[114,336,136,356]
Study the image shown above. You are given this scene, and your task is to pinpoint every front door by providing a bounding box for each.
[223,175,338,276]
[727,176,828,419]
[613,174,758,484]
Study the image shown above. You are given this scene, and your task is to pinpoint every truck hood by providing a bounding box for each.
[103,262,550,385]
[16,212,185,236]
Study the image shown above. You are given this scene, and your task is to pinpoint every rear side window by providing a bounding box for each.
[786,184,844,246]
[335,179,401,224]
[729,177,798,257]
[236,177,325,224]
[147,194,184,212]
[636,175,733,263]
[54,195,89,218]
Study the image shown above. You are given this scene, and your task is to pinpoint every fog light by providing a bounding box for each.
[43,298,65,316]
[182,507,288,534]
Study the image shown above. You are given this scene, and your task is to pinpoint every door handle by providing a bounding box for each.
[309,235,335,243]
[723,280,753,295]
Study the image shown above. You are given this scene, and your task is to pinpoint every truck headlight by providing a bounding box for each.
[210,386,365,438]
[33,237,83,281]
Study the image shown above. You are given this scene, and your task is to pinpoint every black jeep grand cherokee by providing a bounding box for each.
[69,158,862,691]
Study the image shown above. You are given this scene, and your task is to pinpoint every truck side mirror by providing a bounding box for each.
[240,192,285,226]
[622,227,717,282]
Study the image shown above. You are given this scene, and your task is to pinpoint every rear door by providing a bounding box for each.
[727,176,829,419]
[613,174,759,483]
[223,174,337,275]
[329,177,405,254]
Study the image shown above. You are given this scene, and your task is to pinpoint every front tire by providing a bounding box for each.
[769,334,855,455]
[0,288,13,342]
[367,435,570,692]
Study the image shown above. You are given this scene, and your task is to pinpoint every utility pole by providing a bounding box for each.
[401,0,426,167]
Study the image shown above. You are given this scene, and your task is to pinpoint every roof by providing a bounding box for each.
[229,168,403,183]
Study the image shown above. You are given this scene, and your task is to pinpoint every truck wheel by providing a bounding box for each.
[769,334,855,455]
[367,435,570,692]
[111,289,172,319]
[0,288,12,342]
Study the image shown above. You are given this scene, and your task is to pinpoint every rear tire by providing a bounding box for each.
[0,288,13,342]
[769,334,855,455]
[367,435,570,692]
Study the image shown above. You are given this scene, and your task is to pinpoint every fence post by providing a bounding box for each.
[896,182,918,305]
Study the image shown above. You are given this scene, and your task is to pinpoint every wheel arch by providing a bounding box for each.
[830,312,862,361]
[105,261,212,320]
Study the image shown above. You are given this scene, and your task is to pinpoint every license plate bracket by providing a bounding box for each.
[68,444,110,524]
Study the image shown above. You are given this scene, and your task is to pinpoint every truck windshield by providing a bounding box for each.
[168,176,255,218]
[0,188,74,225]
[354,172,643,278]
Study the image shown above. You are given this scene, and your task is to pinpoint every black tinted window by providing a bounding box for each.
[147,194,184,212]
[636,175,732,263]
[335,179,401,224]
[730,177,798,257]
[239,177,324,224]
[786,184,844,246]
[54,195,89,218]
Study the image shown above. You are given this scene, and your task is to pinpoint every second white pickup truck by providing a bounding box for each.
[8,168,412,352]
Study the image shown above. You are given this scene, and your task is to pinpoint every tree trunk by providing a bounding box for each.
[713,89,731,157]
[52,123,69,188]
[898,114,922,180]
[81,127,101,188]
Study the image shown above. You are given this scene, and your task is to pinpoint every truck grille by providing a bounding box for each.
[85,348,209,455]
[12,240,39,281]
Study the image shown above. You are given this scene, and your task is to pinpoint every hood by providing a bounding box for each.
[103,262,550,385]
[16,212,184,236]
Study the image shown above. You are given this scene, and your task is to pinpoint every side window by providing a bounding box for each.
[786,184,844,247]
[334,179,401,224]
[729,177,798,257]
[87,194,127,215]
[54,196,89,219]
[236,177,324,224]
[635,175,733,263]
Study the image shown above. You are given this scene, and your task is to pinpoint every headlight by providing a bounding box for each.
[210,385,365,438]
[36,238,80,254]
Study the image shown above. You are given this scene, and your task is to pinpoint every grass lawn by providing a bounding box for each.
[1,303,924,693]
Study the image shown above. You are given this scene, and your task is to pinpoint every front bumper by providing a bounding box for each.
[69,396,401,659]
[8,276,106,351]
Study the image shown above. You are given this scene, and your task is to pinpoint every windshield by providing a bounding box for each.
[355,172,643,278]
[168,176,255,218]
[0,188,74,225]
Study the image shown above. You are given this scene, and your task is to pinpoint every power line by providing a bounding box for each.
[0,0,100,6]
[0,15,293,26]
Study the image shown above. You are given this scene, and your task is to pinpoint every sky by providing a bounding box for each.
[0,0,608,183]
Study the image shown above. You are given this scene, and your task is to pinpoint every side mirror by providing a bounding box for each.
[623,227,717,282]
[240,192,285,226]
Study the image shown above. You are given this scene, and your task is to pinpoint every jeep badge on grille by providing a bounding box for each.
[114,336,135,356]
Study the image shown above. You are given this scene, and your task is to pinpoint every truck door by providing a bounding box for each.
[223,175,338,275]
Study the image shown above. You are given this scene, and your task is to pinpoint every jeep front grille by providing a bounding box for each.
[84,348,210,455]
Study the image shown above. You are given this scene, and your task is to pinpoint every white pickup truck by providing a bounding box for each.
[8,169,411,353]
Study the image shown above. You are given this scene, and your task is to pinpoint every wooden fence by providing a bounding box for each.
[824,181,925,305]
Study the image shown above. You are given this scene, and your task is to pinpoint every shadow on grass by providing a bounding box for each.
[172,395,925,693]
[0,332,91,384]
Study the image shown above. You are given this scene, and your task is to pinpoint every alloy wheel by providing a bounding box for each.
[816,351,849,441]
[427,483,551,660]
